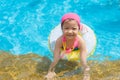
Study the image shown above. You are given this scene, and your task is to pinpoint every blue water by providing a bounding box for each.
[0,0,120,60]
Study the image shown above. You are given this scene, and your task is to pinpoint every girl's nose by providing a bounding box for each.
[68,29,72,33]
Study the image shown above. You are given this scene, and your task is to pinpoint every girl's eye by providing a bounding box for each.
[72,28,77,30]
[64,27,69,29]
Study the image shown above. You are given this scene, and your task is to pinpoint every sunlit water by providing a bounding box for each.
[0,0,120,80]
[0,0,120,60]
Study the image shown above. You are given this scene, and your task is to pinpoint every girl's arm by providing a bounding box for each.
[78,36,88,68]
[78,36,90,80]
[48,37,62,72]
[45,37,62,79]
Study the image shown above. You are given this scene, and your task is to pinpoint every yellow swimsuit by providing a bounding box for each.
[60,36,80,61]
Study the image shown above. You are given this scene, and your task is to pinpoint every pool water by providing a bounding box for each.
[0,0,120,59]
[0,0,120,80]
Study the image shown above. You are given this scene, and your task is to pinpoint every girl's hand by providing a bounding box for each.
[83,66,90,80]
[84,66,90,72]
[45,72,56,80]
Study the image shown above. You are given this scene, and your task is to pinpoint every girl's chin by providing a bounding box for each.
[66,36,75,40]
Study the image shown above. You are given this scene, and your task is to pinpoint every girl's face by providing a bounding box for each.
[62,19,79,40]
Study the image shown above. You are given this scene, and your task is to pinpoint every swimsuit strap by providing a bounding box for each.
[62,36,79,53]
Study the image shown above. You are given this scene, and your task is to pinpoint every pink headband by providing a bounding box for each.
[61,13,82,30]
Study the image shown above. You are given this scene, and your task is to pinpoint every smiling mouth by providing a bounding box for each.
[67,34,73,36]
[66,35,74,37]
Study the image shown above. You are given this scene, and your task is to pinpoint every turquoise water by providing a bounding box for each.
[0,0,120,60]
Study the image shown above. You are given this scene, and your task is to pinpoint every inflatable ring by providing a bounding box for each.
[49,23,97,61]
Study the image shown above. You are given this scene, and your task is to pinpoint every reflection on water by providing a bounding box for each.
[0,51,119,80]
[0,0,120,79]
[0,0,120,60]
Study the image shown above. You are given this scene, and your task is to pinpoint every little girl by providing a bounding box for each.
[45,13,90,80]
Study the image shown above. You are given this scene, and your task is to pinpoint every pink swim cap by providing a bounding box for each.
[61,13,82,30]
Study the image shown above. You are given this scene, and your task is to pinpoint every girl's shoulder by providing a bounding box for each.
[77,35,84,41]
[56,35,63,47]
[77,35,85,46]
[56,35,62,42]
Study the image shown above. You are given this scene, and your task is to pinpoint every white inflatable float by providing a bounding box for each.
[49,23,97,59]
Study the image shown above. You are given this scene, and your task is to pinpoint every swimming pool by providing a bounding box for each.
[0,0,120,60]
